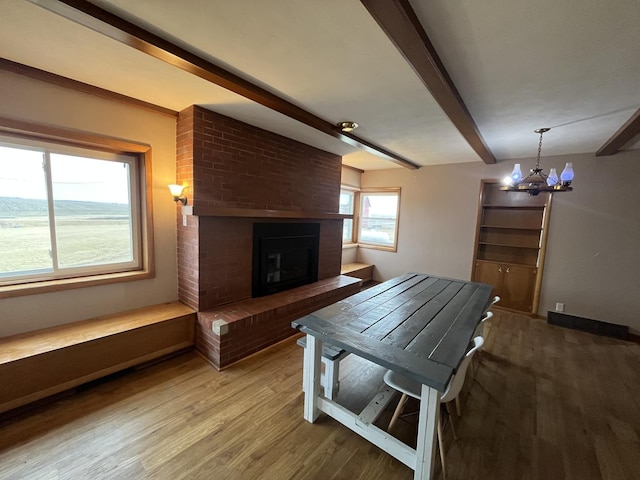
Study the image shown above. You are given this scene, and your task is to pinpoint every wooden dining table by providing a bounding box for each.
[292,272,493,480]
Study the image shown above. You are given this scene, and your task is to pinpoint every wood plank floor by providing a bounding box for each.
[1,310,639,479]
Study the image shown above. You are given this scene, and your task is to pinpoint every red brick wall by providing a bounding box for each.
[175,105,345,365]
[185,105,341,211]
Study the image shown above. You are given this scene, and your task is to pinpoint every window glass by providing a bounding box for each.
[0,146,52,276]
[0,140,141,285]
[339,189,355,243]
[358,191,399,248]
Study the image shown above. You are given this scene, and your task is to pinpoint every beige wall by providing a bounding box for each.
[341,166,362,189]
[0,71,179,337]
[358,150,640,333]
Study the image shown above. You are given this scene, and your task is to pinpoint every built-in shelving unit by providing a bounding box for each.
[472,181,552,314]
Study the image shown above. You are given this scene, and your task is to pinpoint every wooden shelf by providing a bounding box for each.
[481,225,542,231]
[478,242,539,250]
[182,205,352,220]
[477,244,539,265]
[483,205,545,210]
[474,258,538,269]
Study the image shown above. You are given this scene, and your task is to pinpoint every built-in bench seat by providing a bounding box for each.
[0,302,196,414]
[197,275,361,369]
[340,263,374,283]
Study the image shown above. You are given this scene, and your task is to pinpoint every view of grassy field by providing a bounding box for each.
[0,197,132,276]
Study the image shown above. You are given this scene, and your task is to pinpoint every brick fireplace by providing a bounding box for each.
[175,106,359,369]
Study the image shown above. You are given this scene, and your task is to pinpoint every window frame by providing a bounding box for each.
[0,116,155,299]
[356,187,401,252]
[339,186,359,245]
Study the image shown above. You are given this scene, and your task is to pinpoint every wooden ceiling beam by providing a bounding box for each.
[596,108,640,156]
[360,0,496,165]
[28,0,419,170]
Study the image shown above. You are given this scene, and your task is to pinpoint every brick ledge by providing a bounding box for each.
[196,275,361,369]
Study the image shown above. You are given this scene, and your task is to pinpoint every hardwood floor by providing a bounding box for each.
[1,310,639,479]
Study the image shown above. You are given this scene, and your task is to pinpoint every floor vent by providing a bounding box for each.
[547,311,628,340]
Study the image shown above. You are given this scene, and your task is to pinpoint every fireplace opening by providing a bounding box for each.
[252,222,320,297]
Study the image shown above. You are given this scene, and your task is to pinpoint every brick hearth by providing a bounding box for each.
[198,276,360,368]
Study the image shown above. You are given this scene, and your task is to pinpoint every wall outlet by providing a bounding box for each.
[555,302,565,312]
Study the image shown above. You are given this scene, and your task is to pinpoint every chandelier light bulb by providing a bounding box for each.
[547,168,558,186]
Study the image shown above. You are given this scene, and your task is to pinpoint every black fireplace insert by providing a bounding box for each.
[252,222,320,297]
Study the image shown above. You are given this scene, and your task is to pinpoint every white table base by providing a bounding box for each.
[302,334,440,480]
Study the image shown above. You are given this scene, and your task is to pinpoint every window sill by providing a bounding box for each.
[342,243,358,250]
[356,243,397,253]
[0,269,154,300]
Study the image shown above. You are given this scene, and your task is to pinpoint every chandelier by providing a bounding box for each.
[500,128,574,196]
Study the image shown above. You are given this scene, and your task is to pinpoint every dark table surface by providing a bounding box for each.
[292,273,493,391]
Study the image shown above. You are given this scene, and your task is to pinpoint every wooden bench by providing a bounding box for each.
[296,335,349,400]
[0,302,196,414]
[340,263,374,283]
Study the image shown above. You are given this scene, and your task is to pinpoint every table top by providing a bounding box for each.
[292,273,493,391]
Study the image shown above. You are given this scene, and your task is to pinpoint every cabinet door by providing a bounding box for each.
[473,261,503,297]
[501,265,537,312]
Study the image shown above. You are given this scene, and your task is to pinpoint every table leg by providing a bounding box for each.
[323,356,340,400]
[303,334,322,423]
[414,384,440,480]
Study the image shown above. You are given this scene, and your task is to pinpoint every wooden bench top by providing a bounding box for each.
[340,263,373,274]
[0,302,195,364]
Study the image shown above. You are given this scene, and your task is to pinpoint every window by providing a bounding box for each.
[0,119,153,297]
[339,189,356,243]
[357,189,400,250]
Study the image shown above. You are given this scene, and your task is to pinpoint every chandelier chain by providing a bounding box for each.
[536,130,544,169]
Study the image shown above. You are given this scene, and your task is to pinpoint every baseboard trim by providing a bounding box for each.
[547,311,629,340]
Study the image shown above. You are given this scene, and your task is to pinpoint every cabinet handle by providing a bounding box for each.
[506,267,510,273]
[498,267,502,273]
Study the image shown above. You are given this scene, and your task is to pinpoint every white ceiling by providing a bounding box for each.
[1,0,639,170]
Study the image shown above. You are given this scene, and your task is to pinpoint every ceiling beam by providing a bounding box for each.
[596,108,640,156]
[28,0,419,170]
[360,0,496,165]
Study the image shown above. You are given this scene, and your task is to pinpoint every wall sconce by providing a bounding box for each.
[168,184,187,205]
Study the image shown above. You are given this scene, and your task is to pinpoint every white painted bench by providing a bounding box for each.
[296,335,349,400]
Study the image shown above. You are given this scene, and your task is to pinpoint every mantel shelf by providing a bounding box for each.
[181,205,352,220]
